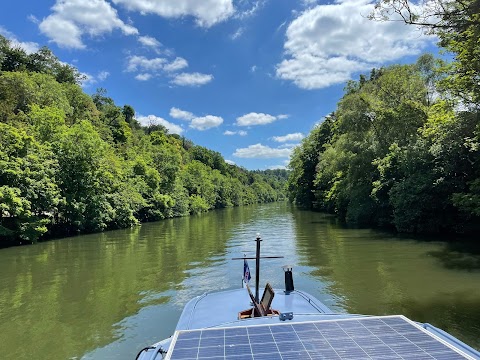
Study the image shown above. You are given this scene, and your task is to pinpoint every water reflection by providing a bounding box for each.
[0,203,479,360]
[291,208,480,349]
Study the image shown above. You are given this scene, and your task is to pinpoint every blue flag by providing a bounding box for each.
[243,259,251,283]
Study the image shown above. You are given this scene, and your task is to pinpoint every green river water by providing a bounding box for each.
[1,203,479,359]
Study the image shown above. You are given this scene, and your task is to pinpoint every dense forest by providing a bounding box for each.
[0,36,288,247]
[287,0,480,234]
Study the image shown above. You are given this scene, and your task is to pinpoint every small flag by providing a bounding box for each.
[243,259,251,283]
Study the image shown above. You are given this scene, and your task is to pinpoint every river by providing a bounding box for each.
[0,203,479,359]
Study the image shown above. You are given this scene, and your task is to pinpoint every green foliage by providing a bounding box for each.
[0,39,287,246]
[287,114,334,208]
[0,71,71,123]
[0,123,59,243]
[0,36,82,84]
[289,58,480,234]
[189,195,210,215]
[370,0,480,105]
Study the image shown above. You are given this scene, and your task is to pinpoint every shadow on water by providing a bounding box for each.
[291,208,480,351]
[426,245,480,271]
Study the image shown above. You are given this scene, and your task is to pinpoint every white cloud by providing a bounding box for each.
[97,71,110,81]
[164,57,188,72]
[234,1,263,20]
[233,144,292,159]
[112,0,234,27]
[278,143,298,149]
[301,0,318,7]
[250,65,257,73]
[276,0,433,89]
[126,55,192,81]
[171,72,213,87]
[272,133,304,142]
[169,107,223,131]
[138,35,161,49]
[135,73,152,81]
[0,26,39,54]
[236,112,287,126]
[190,115,223,130]
[80,70,111,87]
[39,0,138,49]
[277,114,289,119]
[225,159,236,165]
[137,115,183,134]
[28,15,40,24]
[170,107,195,121]
[230,27,244,40]
[126,55,166,72]
[224,130,247,136]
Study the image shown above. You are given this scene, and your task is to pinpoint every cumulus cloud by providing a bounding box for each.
[112,0,234,27]
[276,0,433,89]
[233,144,292,159]
[135,73,152,81]
[164,57,188,72]
[169,107,223,131]
[136,114,183,134]
[224,130,247,136]
[236,113,287,126]
[190,115,223,130]
[0,26,39,54]
[39,0,138,49]
[126,56,209,85]
[138,35,162,50]
[126,55,166,72]
[225,159,236,165]
[272,133,304,142]
[170,107,195,121]
[268,165,287,170]
[278,143,298,149]
[80,70,111,87]
[171,72,214,87]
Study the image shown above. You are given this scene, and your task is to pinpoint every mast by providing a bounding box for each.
[232,234,283,303]
[255,235,261,303]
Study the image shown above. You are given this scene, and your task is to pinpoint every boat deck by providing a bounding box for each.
[175,288,333,331]
[138,288,480,360]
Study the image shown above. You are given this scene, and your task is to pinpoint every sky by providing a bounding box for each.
[0,0,438,170]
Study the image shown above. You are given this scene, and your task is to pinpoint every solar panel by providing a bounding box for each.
[165,315,475,360]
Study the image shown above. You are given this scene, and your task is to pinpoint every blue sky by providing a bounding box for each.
[0,0,437,170]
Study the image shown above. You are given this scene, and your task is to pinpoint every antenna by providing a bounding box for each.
[232,234,283,303]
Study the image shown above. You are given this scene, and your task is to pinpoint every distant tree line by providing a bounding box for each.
[0,36,288,247]
[287,0,479,234]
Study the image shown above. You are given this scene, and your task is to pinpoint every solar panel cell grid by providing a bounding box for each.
[166,315,474,360]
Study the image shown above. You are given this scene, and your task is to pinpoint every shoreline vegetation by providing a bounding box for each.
[287,0,480,235]
[0,36,288,249]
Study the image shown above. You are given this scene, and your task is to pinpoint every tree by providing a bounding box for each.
[0,71,71,123]
[370,0,480,104]
[0,123,59,243]
[287,114,334,208]
[54,121,124,233]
